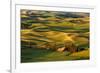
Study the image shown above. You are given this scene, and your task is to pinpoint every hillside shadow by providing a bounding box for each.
[21,47,55,62]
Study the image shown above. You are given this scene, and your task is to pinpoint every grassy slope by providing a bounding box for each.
[69,49,89,59]
[21,21,89,62]
[21,48,89,63]
[21,22,89,47]
[21,14,89,62]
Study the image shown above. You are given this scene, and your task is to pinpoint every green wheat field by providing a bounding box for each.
[21,9,90,63]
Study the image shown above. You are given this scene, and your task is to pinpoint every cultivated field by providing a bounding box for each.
[21,10,90,63]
